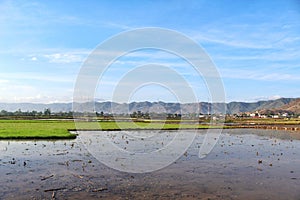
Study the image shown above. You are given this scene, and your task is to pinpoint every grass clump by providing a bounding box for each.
[0,120,76,139]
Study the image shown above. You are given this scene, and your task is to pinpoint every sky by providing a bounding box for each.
[0,0,299,103]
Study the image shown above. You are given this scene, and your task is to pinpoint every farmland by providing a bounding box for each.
[0,119,219,139]
[0,117,299,139]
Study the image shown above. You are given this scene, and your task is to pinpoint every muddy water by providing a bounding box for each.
[0,129,300,200]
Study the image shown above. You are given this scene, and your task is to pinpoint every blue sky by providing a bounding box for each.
[0,0,299,103]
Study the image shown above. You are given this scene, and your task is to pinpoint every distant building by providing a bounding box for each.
[249,113,256,117]
[250,111,260,118]
[199,114,206,119]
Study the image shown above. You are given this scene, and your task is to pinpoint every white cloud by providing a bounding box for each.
[220,68,300,81]
[16,49,90,64]
[44,52,86,63]
[241,95,283,102]
[0,79,73,103]
[0,73,74,83]
[269,95,282,100]
[0,79,9,83]
[0,80,37,99]
[103,22,134,30]
[31,56,37,61]
[0,95,73,104]
[189,18,300,52]
[22,48,91,64]
[194,34,272,49]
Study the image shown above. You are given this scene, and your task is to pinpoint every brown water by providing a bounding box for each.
[0,129,299,200]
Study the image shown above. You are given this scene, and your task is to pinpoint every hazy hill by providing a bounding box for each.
[272,98,300,114]
[0,98,298,114]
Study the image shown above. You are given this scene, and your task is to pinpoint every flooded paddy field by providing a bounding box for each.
[0,129,300,200]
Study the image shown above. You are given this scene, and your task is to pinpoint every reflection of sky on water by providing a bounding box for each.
[0,129,300,199]
[79,130,199,173]
[1,129,300,165]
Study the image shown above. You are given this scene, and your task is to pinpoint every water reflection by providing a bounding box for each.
[0,129,299,199]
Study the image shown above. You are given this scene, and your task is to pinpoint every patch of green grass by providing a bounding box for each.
[0,120,76,139]
[0,129,76,139]
[0,119,225,139]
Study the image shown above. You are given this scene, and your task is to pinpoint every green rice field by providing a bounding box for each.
[0,120,218,139]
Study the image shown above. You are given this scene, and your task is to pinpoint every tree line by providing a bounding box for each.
[0,109,184,120]
[0,108,73,119]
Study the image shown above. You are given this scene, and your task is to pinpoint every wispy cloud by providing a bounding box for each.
[220,68,300,81]
[193,33,272,49]
[18,48,91,64]
[236,95,283,103]
[190,18,300,51]
[0,78,73,103]
[43,53,86,63]
[0,0,88,29]
[0,73,75,83]
[103,22,134,30]
[0,94,73,104]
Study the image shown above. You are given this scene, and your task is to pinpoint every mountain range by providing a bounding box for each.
[259,98,300,114]
[0,98,299,114]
